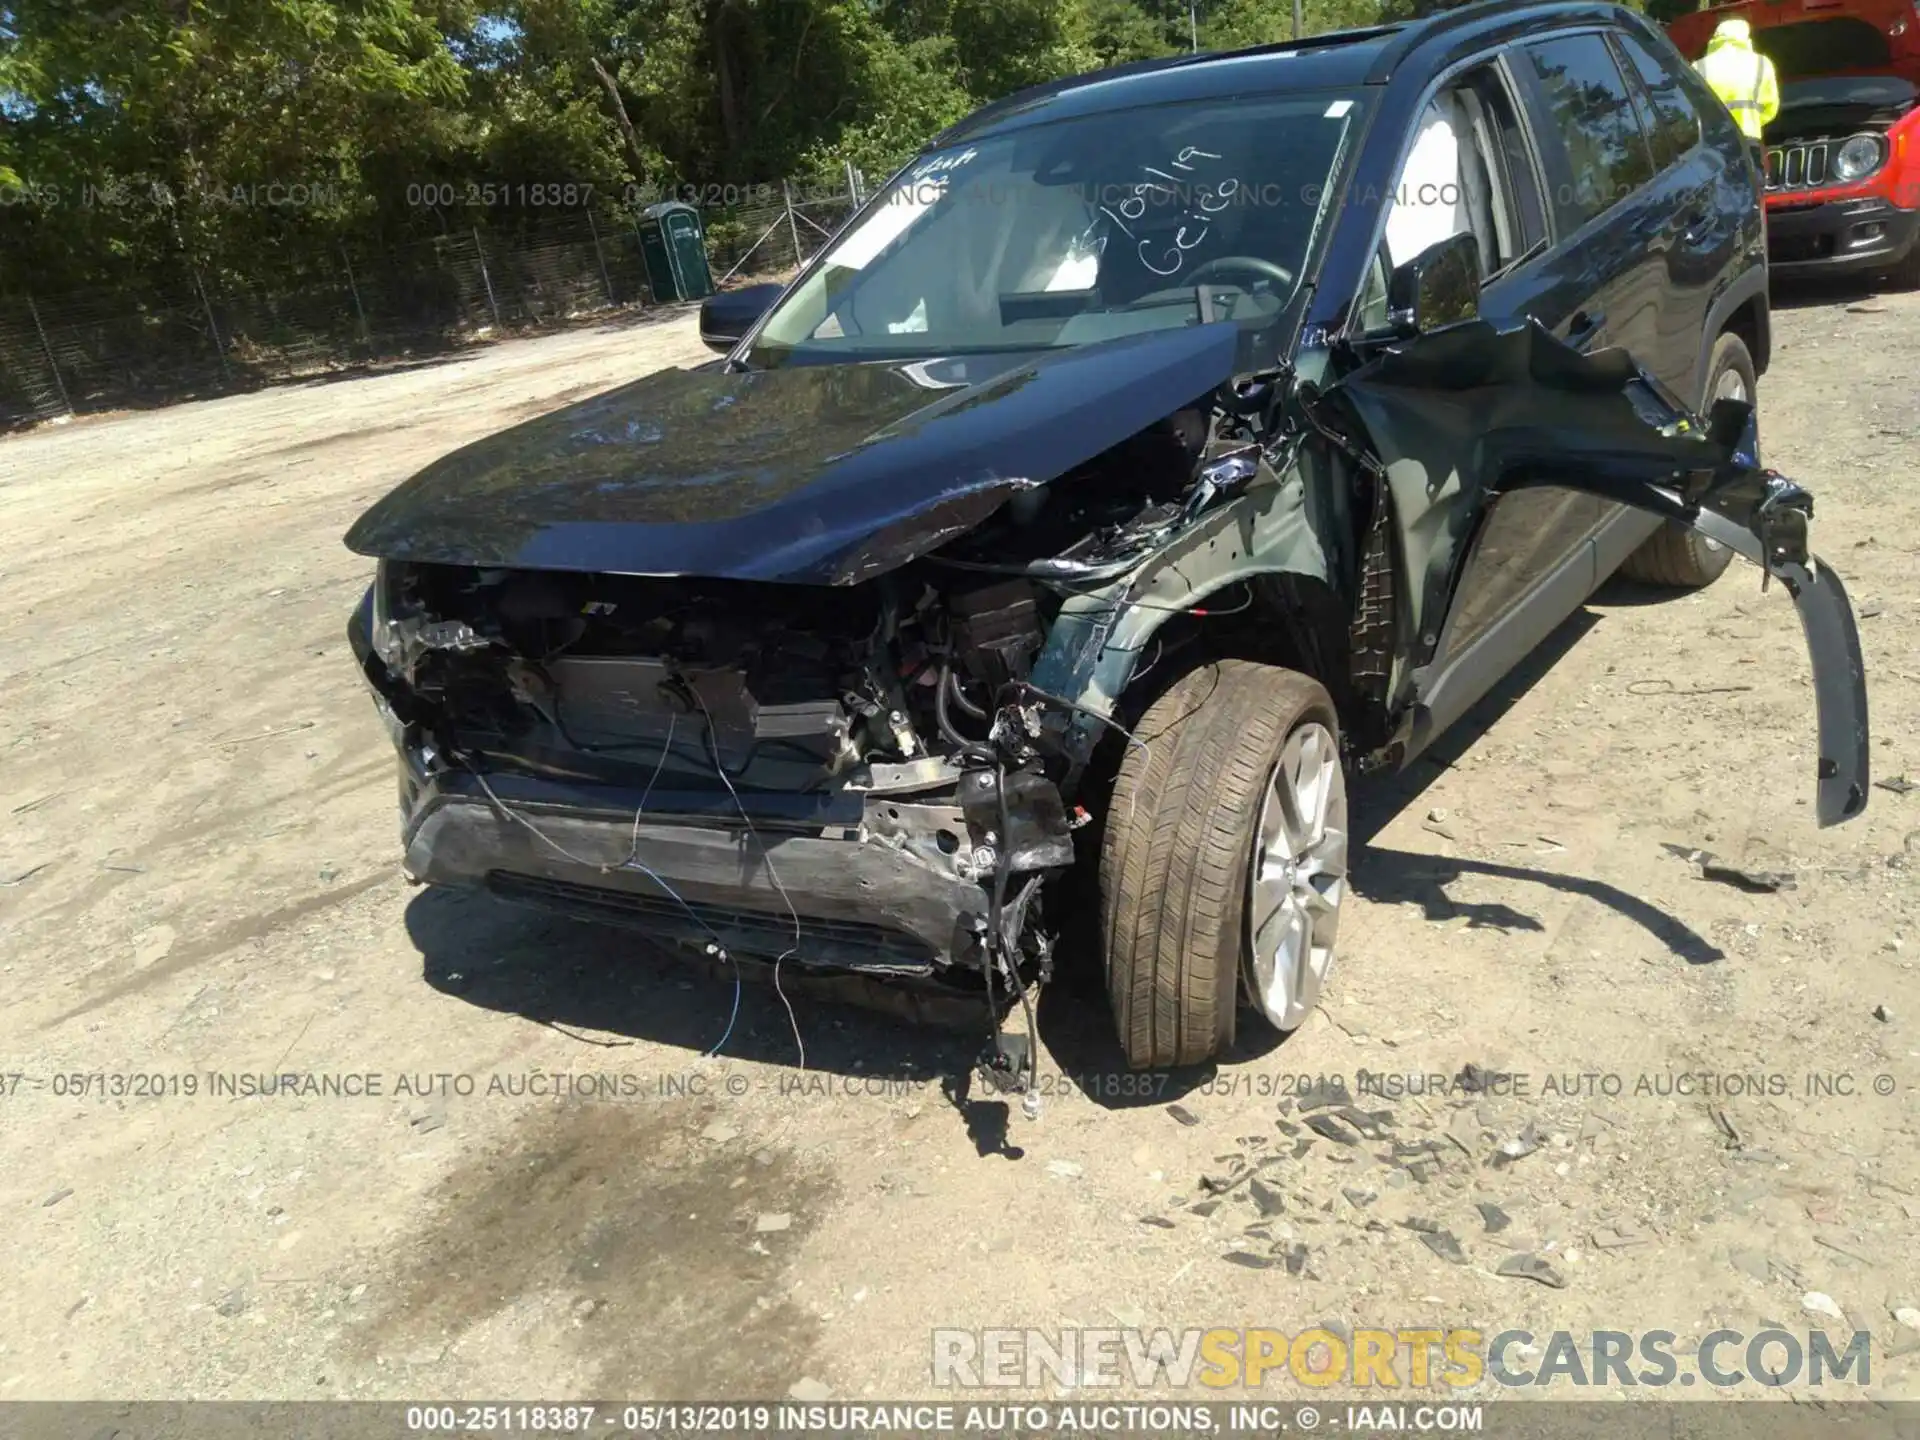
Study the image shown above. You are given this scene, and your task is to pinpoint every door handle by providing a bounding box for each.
[1676,185,1717,243]
[1566,310,1606,350]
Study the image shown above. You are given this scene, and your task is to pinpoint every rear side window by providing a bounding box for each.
[1614,32,1703,170]
[1523,34,1656,229]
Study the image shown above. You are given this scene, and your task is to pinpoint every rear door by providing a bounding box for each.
[1612,27,1727,404]
[1509,31,1673,385]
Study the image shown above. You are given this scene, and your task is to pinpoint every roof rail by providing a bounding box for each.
[931,22,1407,148]
[1205,23,1407,64]
[929,54,1196,146]
[1362,0,1550,81]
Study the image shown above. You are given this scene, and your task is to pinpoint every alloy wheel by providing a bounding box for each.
[1246,720,1348,1031]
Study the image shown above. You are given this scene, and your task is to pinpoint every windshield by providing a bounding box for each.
[750,91,1364,364]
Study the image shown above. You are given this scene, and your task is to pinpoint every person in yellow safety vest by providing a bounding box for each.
[1694,17,1779,153]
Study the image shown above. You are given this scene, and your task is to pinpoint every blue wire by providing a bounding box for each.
[703,954,742,1058]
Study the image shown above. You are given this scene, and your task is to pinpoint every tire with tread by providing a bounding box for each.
[1617,330,1755,589]
[1098,660,1338,1070]
[1884,242,1920,292]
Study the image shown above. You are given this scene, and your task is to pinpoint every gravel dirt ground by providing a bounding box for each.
[1,291,1917,1406]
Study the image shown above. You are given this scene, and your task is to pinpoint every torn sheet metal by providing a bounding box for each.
[1323,318,1870,827]
[1027,450,1338,757]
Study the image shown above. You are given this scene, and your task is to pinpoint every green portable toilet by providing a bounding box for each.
[638,201,714,303]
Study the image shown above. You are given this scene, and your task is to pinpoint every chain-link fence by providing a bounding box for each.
[0,171,866,430]
[706,172,868,287]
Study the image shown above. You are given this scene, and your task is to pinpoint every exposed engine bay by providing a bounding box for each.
[1768,74,1917,147]
[369,394,1275,798]
[355,385,1331,1089]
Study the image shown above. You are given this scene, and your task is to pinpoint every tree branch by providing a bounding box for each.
[589,55,647,181]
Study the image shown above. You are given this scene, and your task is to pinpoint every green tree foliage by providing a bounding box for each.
[2,0,473,284]
[0,0,1565,294]
[1198,0,1395,47]
[608,0,974,184]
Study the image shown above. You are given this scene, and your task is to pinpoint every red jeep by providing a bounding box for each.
[1665,0,1920,285]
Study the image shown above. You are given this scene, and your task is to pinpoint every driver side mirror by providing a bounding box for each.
[699,282,784,353]
[1386,233,1482,335]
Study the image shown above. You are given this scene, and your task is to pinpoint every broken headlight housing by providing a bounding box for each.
[367,560,490,683]
[369,560,406,672]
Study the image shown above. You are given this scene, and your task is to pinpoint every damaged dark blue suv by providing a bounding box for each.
[346,0,1869,1073]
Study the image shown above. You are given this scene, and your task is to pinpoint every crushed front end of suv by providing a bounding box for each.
[347,1,1870,1073]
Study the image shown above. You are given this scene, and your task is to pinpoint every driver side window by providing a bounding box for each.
[1355,243,1393,332]
[1380,63,1545,286]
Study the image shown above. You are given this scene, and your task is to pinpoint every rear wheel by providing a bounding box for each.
[1617,330,1755,589]
[1099,661,1348,1069]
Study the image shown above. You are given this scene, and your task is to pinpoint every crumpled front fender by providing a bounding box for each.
[1323,317,1870,827]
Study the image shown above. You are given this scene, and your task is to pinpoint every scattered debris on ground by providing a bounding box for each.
[1663,844,1797,893]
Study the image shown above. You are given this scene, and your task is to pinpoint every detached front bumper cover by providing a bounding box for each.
[1327,317,1871,827]
[1688,479,1870,828]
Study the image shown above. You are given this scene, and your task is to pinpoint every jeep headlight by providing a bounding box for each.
[1832,134,1885,182]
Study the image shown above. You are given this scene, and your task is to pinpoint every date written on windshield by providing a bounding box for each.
[1094,147,1237,278]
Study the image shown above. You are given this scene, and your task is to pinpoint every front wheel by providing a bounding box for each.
[1883,240,1920,292]
[1617,330,1756,589]
[1098,661,1349,1069]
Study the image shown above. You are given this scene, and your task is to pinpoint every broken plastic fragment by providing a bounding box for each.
[1496,1253,1568,1288]
[1494,1122,1541,1163]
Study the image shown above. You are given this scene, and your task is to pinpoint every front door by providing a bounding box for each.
[1323,318,1870,829]
[1355,54,1617,712]
[1360,31,1700,729]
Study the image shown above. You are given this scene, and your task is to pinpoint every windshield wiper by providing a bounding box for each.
[998,289,1099,324]
[1120,290,1209,313]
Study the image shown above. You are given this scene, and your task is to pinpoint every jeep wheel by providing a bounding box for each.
[1883,241,1920,292]
[1099,661,1348,1069]
[1617,330,1756,589]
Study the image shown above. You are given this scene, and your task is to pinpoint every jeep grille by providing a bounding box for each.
[1765,140,1829,192]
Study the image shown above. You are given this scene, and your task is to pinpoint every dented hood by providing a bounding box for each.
[343,323,1242,586]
